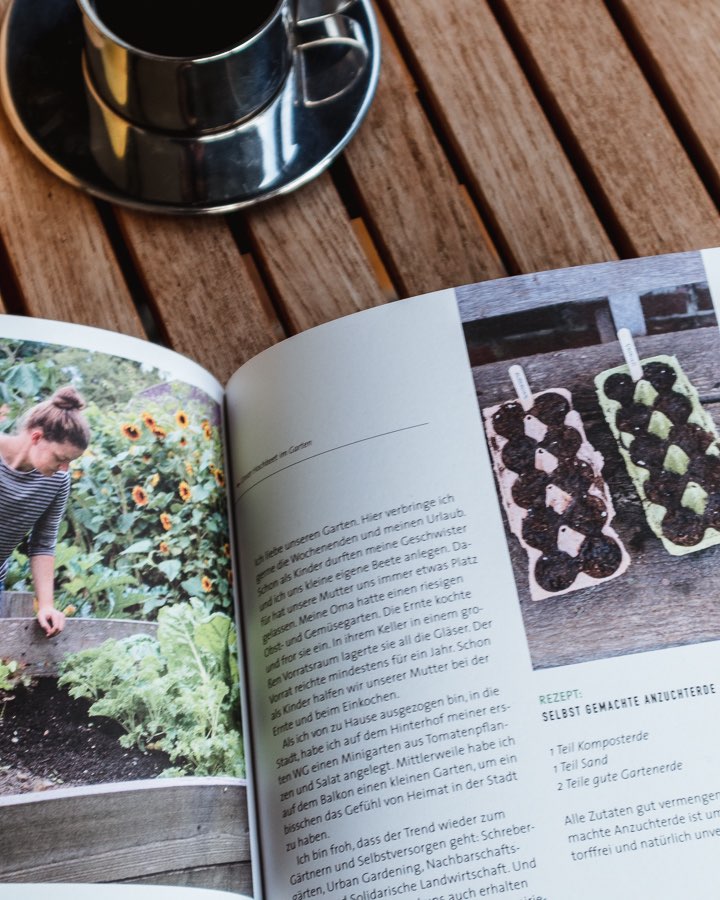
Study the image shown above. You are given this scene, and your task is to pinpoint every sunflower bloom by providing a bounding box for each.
[160,512,172,531]
[179,437,188,448]
[201,575,213,593]
[132,486,149,506]
[152,425,167,441]
[223,543,230,557]
[142,412,157,429]
[214,469,225,487]
[159,541,170,555]
[175,410,190,428]
[202,420,213,440]
[185,461,194,476]
[73,469,83,480]
[179,481,192,502]
[122,423,141,441]
[150,473,160,487]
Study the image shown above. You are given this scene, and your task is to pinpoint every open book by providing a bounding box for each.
[3,247,720,899]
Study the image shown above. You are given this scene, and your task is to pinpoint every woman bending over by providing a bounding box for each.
[0,386,90,636]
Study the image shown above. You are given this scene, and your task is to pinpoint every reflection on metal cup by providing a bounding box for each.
[77,0,294,132]
[81,9,370,207]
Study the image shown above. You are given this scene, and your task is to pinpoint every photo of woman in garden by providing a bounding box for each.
[0,386,89,637]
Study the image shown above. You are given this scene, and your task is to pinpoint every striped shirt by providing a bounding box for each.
[0,457,70,579]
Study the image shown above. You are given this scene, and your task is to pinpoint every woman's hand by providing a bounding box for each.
[37,605,66,637]
[31,555,65,637]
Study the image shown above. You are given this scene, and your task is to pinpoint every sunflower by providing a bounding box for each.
[132,486,149,506]
[150,473,160,487]
[160,512,172,531]
[202,420,213,440]
[175,410,190,428]
[223,543,230,557]
[179,481,192,502]
[159,541,170,554]
[214,469,225,487]
[72,469,83,480]
[142,412,157,429]
[152,426,167,441]
[122,423,141,441]
[185,461,194,476]
[201,575,213,593]
[179,437,188,448]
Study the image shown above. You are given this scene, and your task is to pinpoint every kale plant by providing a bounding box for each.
[58,600,244,777]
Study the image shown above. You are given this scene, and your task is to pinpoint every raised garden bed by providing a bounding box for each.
[0,594,252,891]
[0,678,171,794]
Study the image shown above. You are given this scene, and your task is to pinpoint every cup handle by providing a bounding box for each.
[294,11,370,108]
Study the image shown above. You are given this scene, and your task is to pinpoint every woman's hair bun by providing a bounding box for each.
[52,386,87,412]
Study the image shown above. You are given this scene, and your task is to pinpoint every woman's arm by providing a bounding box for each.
[31,554,65,637]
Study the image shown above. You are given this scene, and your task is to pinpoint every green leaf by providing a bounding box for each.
[157,559,182,580]
[123,539,155,555]
[5,363,43,397]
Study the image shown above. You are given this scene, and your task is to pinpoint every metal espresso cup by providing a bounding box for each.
[77,0,360,133]
[77,0,372,208]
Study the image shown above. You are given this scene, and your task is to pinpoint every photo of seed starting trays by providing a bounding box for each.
[457,250,720,670]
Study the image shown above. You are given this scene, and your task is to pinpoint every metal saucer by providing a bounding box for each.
[0,0,380,214]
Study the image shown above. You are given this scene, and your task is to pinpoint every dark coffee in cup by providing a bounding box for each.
[91,0,278,57]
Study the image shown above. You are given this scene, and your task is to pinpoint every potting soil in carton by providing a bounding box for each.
[483,389,629,600]
[595,354,720,555]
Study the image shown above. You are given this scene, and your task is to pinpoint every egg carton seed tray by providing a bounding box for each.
[595,354,720,556]
[484,388,629,601]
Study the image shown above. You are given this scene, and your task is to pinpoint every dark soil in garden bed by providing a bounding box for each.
[0,678,172,796]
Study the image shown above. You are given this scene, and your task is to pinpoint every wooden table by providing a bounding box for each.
[2,0,720,383]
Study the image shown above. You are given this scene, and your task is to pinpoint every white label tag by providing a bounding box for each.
[617,327,643,382]
[509,364,533,410]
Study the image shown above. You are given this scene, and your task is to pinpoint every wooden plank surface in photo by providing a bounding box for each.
[473,327,720,669]
[615,0,720,197]
[456,250,706,322]
[0,618,158,676]
[500,0,720,255]
[245,173,387,333]
[382,0,616,273]
[0,778,250,885]
[342,17,505,297]
[126,863,251,894]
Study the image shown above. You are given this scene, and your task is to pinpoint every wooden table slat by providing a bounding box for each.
[342,18,506,297]
[0,0,145,336]
[245,172,387,334]
[115,211,284,382]
[0,115,145,334]
[616,0,720,197]
[501,0,720,255]
[382,0,617,273]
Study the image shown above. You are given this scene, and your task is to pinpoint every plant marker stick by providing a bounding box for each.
[509,364,533,411]
[617,327,643,382]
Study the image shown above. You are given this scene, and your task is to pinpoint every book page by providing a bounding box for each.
[227,290,543,897]
[0,318,250,896]
[228,249,720,899]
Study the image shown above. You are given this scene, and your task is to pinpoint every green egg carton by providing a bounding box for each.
[595,354,720,556]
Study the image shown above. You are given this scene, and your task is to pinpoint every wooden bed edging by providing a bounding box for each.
[0,777,250,884]
[0,618,159,676]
